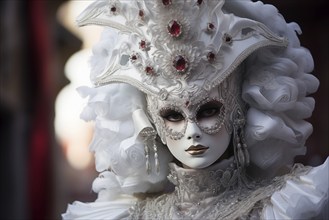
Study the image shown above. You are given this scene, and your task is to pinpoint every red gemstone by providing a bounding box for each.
[139,40,146,49]
[223,33,233,44]
[173,55,188,72]
[110,6,116,13]
[130,54,138,62]
[168,20,182,37]
[139,10,144,17]
[145,66,154,75]
[207,23,215,31]
[207,52,215,61]
[162,0,172,6]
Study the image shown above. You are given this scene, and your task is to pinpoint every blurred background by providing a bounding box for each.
[0,0,328,219]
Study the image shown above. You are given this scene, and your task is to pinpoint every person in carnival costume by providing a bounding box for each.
[63,0,328,219]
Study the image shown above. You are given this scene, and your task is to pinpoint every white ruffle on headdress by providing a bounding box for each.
[76,0,319,199]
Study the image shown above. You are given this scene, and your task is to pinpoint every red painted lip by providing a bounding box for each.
[185,145,209,156]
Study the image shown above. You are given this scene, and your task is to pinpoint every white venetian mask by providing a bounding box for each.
[150,87,232,169]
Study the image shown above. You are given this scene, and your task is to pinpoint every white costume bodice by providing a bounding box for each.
[63,157,328,219]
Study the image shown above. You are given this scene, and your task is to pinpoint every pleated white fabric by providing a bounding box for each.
[62,195,136,220]
[263,157,329,219]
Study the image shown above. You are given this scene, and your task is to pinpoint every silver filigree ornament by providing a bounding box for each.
[77,0,287,101]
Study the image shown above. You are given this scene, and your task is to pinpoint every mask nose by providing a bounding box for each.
[186,121,202,140]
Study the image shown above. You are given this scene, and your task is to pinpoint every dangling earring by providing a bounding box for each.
[144,139,151,174]
[141,128,160,175]
[233,109,250,168]
[152,136,160,174]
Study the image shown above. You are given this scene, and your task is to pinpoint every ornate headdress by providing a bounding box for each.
[77,0,287,102]
[77,0,318,198]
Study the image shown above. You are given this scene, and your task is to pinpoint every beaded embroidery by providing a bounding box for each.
[128,162,312,220]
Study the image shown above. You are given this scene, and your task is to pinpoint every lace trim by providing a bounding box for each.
[128,163,311,219]
[167,163,239,200]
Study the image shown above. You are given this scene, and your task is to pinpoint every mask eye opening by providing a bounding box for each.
[159,108,185,122]
[195,99,226,134]
[196,100,223,120]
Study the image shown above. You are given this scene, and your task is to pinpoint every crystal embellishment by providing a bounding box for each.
[207,23,215,32]
[109,5,118,15]
[139,10,144,18]
[223,33,233,45]
[168,20,182,38]
[139,40,150,51]
[207,52,215,62]
[130,53,139,63]
[145,66,154,75]
[140,40,146,49]
[173,55,188,73]
[111,6,116,12]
